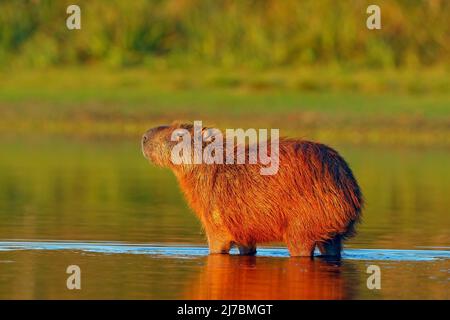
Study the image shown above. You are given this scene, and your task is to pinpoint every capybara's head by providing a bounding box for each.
[141,122,214,170]
[142,124,171,167]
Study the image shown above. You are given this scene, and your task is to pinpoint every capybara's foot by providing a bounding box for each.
[317,235,342,257]
[209,249,230,254]
[238,245,257,256]
[207,238,232,254]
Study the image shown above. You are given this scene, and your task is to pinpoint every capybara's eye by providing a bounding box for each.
[175,131,185,141]
[171,128,190,143]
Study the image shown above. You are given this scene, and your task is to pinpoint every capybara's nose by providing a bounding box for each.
[142,125,169,145]
[142,128,157,145]
[142,133,149,144]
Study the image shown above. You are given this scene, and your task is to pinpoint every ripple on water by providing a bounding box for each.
[0,241,449,262]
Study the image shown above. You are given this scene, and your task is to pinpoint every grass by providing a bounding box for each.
[0,66,449,146]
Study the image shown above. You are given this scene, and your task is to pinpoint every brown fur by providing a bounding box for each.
[142,122,363,257]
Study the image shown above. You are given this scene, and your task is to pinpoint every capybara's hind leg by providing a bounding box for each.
[238,244,257,256]
[317,235,342,257]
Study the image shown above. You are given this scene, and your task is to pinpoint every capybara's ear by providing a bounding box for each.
[170,120,182,126]
[202,128,215,142]
[180,123,194,130]
[202,127,222,143]
[170,120,192,130]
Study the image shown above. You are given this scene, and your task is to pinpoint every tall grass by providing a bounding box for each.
[0,0,449,69]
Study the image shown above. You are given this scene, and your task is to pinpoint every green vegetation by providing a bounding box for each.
[1,0,449,69]
[0,1,448,146]
[0,67,449,146]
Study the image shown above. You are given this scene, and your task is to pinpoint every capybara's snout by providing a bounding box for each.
[141,125,170,161]
[142,125,168,144]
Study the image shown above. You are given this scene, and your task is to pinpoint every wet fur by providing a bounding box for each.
[142,123,363,257]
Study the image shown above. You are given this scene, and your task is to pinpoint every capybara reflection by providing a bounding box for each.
[142,122,363,257]
[185,255,349,300]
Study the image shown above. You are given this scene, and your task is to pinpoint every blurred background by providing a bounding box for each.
[0,0,449,143]
[0,0,449,299]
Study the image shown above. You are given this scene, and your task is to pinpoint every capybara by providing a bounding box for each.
[142,122,363,257]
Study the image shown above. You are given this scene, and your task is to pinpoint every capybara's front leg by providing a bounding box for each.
[284,226,316,257]
[285,233,315,257]
[238,244,257,256]
[286,242,315,257]
[206,232,232,254]
[201,215,233,254]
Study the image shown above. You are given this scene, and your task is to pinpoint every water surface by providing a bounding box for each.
[0,136,448,299]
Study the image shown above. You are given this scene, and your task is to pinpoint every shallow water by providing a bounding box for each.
[0,136,449,299]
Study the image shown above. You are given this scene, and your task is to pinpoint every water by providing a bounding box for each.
[0,136,449,299]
